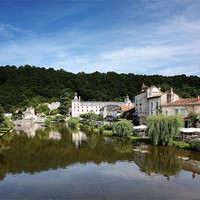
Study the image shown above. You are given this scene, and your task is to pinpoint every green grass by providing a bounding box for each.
[172,141,190,148]
[103,130,113,135]
[131,136,151,143]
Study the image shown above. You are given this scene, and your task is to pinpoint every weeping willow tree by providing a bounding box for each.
[147,114,183,145]
[112,120,132,137]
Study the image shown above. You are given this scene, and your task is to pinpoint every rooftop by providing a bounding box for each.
[161,97,200,107]
[121,106,134,111]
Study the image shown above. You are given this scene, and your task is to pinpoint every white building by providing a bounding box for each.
[71,93,133,117]
[134,84,180,124]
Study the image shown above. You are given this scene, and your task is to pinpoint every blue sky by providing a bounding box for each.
[0,0,200,76]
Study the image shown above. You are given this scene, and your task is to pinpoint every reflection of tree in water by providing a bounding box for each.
[36,128,50,139]
[0,154,9,181]
[113,139,133,153]
[87,135,98,149]
[135,146,182,179]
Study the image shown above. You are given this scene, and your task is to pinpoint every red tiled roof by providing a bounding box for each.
[161,98,200,107]
[121,106,134,111]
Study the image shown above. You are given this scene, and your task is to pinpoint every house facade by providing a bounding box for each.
[71,93,133,117]
[161,96,200,127]
[134,84,179,124]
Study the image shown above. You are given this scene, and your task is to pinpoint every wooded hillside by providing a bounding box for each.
[0,65,199,112]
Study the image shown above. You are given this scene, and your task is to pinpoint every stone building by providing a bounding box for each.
[134,84,179,124]
[161,96,200,127]
[24,106,37,120]
[71,93,133,117]
[100,105,121,119]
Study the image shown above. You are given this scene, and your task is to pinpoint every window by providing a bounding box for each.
[139,99,142,105]
[136,109,138,113]
[181,109,185,116]
[156,102,158,110]
[167,93,171,103]
[151,102,153,108]
[166,111,168,115]
[136,100,138,106]
[174,109,179,115]
[139,108,142,113]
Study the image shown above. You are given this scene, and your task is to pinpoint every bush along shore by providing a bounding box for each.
[67,114,200,151]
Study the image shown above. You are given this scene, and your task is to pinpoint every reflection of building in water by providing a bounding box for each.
[49,131,61,140]
[13,124,61,140]
[13,123,42,137]
[72,131,87,148]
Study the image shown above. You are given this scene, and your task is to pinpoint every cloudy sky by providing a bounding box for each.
[0,0,200,76]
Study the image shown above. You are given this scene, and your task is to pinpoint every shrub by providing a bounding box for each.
[187,112,199,128]
[99,127,104,134]
[102,124,112,130]
[112,120,132,137]
[94,124,98,128]
[44,118,51,126]
[147,114,183,145]
[36,104,50,115]
[50,109,59,115]
[189,140,200,150]
[67,117,79,128]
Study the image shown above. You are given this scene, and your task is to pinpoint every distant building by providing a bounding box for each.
[23,106,37,120]
[71,93,133,117]
[161,95,200,128]
[4,113,12,118]
[100,105,121,119]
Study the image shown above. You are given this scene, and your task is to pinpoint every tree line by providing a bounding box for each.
[0,65,199,112]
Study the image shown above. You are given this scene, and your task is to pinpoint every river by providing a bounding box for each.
[0,123,200,199]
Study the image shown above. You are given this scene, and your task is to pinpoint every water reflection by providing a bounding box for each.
[72,129,87,148]
[0,123,200,199]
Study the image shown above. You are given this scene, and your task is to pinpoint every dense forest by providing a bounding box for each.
[0,65,200,112]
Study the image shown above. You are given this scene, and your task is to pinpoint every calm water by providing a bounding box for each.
[0,123,200,199]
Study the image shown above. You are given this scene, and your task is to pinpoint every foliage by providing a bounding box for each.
[58,89,73,115]
[112,120,133,137]
[0,117,15,129]
[147,114,183,145]
[189,140,200,150]
[80,111,102,121]
[187,112,199,128]
[52,115,66,122]
[11,112,23,120]
[44,118,51,126]
[0,65,200,112]
[36,104,50,115]
[102,124,112,130]
[67,117,79,128]
[99,127,104,134]
[172,141,190,148]
[50,109,59,115]
[0,105,5,124]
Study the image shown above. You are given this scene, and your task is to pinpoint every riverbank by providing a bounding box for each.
[77,124,200,151]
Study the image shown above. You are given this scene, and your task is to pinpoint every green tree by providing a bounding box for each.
[0,105,4,124]
[147,114,183,145]
[67,117,79,128]
[187,112,199,128]
[59,89,73,115]
[36,104,50,115]
[112,120,133,137]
